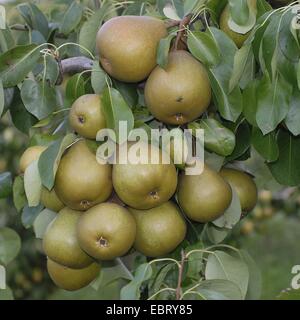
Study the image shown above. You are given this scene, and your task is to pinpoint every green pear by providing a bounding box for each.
[113,142,178,209]
[40,187,64,212]
[96,16,167,82]
[69,94,106,140]
[220,168,258,212]
[177,164,232,223]
[19,146,47,173]
[144,50,211,125]
[43,207,94,269]
[54,140,113,211]
[77,203,136,261]
[219,5,250,48]
[129,201,187,257]
[47,259,100,291]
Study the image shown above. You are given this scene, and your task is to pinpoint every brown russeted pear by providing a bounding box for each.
[19,146,47,173]
[129,201,187,257]
[112,142,178,209]
[47,259,100,291]
[96,16,167,82]
[43,207,94,269]
[220,168,258,212]
[77,203,136,261]
[40,187,64,212]
[144,50,211,125]
[54,139,112,211]
[69,94,106,140]
[177,164,232,223]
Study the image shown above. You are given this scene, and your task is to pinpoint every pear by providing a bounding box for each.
[77,203,136,261]
[220,168,258,212]
[69,94,106,140]
[43,207,94,269]
[129,202,187,257]
[144,50,211,125]
[19,146,47,173]
[177,164,232,223]
[40,187,64,212]
[96,16,167,82]
[47,259,100,291]
[219,5,250,48]
[54,140,112,211]
[112,142,178,209]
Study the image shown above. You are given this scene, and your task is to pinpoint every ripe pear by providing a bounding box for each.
[144,50,211,125]
[113,142,178,209]
[77,203,136,261]
[96,16,167,82]
[54,140,112,211]
[129,202,187,257]
[219,5,250,48]
[69,94,106,140]
[43,207,94,269]
[177,164,232,223]
[40,187,64,212]
[220,168,258,212]
[47,259,100,291]
[19,146,47,173]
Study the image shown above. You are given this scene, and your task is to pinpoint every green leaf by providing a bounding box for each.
[0,172,12,199]
[65,74,86,106]
[285,90,300,136]
[38,134,76,190]
[113,80,138,108]
[0,44,40,88]
[256,73,292,135]
[120,263,152,300]
[0,80,4,117]
[251,127,279,162]
[91,61,107,94]
[42,55,59,87]
[101,88,135,143]
[297,60,300,90]
[243,80,258,127]
[24,160,42,207]
[0,228,21,266]
[60,1,84,35]
[13,176,27,212]
[22,204,44,229]
[33,209,57,239]
[187,31,221,67]
[21,79,57,120]
[0,29,15,52]
[268,129,300,186]
[205,250,249,299]
[157,33,176,69]
[206,224,229,244]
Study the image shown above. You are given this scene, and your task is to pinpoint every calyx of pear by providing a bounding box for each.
[96,15,167,82]
[19,146,47,173]
[54,139,112,211]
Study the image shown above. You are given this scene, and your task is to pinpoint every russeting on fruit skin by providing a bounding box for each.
[96,15,167,82]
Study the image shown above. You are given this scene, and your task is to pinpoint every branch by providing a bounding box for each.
[176,250,186,300]
[174,14,193,51]
[10,24,68,39]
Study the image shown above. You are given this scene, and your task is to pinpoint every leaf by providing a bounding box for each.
[60,1,83,35]
[0,172,12,199]
[285,90,300,136]
[243,80,258,127]
[91,61,107,94]
[187,31,221,67]
[65,74,86,106]
[120,263,152,300]
[206,224,229,244]
[38,134,76,190]
[21,79,57,120]
[101,87,135,143]
[0,29,15,52]
[251,127,279,162]
[0,228,21,266]
[0,44,40,88]
[79,4,110,55]
[33,209,57,239]
[22,204,44,229]
[205,250,249,299]
[256,73,292,135]
[13,176,27,212]
[163,3,181,20]
[268,129,300,186]
[297,60,300,90]
[113,80,138,108]
[0,80,4,117]
[24,160,42,207]
[42,55,59,87]
[157,33,176,69]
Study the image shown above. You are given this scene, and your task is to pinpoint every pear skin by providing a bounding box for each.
[54,140,113,211]
[40,187,64,212]
[96,16,167,82]
[145,50,211,125]
[19,146,47,173]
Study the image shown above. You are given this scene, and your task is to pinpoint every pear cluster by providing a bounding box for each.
[18,15,258,292]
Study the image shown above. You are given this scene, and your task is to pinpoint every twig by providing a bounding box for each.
[174,14,193,51]
[165,19,181,29]
[176,250,186,300]
[94,0,101,9]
